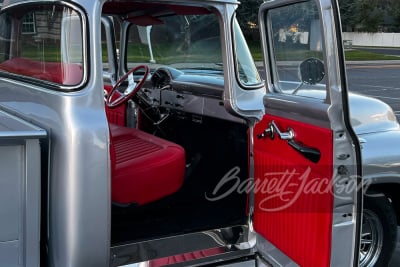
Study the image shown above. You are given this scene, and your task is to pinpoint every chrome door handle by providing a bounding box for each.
[257,120,321,163]
[257,120,294,140]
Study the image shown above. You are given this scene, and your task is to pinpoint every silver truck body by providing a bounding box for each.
[0,0,398,266]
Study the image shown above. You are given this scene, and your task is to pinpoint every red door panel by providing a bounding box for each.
[253,114,334,267]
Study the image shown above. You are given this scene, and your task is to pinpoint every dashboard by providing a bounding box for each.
[137,67,245,124]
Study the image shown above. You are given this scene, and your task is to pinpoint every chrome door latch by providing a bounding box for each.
[257,120,321,163]
[257,120,294,140]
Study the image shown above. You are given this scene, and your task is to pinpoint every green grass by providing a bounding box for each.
[18,41,399,64]
[125,43,222,64]
[247,42,324,61]
[344,50,400,61]
[247,41,400,61]
[20,44,61,62]
[247,42,263,61]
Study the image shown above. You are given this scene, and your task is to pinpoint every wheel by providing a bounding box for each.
[106,65,149,108]
[360,192,397,267]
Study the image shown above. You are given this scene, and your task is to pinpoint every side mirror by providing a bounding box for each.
[298,58,325,85]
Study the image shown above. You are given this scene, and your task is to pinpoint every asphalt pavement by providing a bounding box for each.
[356,46,400,56]
[257,60,400,121]
[345,60,400,121]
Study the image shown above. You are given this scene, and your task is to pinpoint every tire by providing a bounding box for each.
[360,192,398,267]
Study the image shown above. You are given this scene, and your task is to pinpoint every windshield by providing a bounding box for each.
[126,13,223,73]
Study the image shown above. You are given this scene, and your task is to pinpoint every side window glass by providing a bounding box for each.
[233,19,263,88]
[101,17,117,85]
[102,22,110,74]
[267,1,326,99]
[0,13,11,63]
[0,5,84,87]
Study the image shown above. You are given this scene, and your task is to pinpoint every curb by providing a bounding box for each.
[345,60,400,65]
[255,60,400,67]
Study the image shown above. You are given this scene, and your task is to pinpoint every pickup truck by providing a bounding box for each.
[0,0,399,266]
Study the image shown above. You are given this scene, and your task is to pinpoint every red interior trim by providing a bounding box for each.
[104,85,126,126]
[148,247,224,267]
[126,15,164,26]
[253,114,334,267]
[0,57,82,86]
[103,2,210,16]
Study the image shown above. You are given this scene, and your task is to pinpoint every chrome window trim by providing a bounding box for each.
[231,13,264,90]
[0,1,89,92]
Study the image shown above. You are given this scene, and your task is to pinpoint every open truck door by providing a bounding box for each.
[252,0,363,266]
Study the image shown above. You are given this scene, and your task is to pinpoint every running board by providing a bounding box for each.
[111,225,253,266]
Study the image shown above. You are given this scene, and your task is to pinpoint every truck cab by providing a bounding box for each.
[0,0,398,266]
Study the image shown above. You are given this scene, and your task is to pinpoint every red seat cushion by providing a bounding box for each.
[110,124,185,205]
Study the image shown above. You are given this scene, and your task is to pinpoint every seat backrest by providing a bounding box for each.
[104,85,127,126]
[0,57,83,86]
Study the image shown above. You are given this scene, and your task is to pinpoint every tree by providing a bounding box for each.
[338,0,400,32]
[236,0,263,41]
[356,0,385,32]
[338,0,359,31]
[389,0,400,31]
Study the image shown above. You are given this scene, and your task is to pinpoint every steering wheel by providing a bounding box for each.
[106,65,149,108]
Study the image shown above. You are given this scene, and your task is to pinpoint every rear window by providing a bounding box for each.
[0,4,85,87]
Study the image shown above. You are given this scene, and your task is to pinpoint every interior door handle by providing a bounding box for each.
[288,140,321,163]
[257,120,321,163]
[257,121,294,140]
